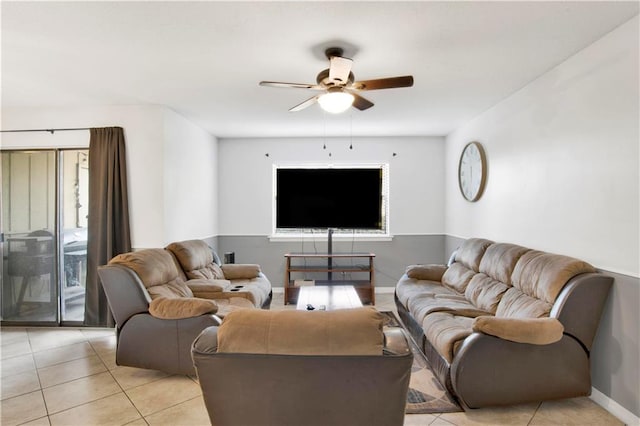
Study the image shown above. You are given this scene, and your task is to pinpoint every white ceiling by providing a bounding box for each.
[2,1,638,138]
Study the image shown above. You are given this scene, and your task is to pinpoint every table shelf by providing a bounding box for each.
[284,253,375,305]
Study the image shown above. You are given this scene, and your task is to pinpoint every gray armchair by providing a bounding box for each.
[192,308,413,426]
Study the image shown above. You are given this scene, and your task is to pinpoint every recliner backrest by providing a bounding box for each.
[109,248,193,299]
[166,240,225,281]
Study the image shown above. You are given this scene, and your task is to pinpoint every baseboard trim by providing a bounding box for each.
[591,387,638,425]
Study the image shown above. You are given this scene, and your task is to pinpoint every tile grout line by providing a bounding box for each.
[526,401,543,426]
[89,334,149,425]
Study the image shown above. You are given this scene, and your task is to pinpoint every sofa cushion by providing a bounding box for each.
[464,274,511,314]
[212,297,255,317]
[478,243,530,285]
[166,240,226,280]
[472,316,564,345]
[495,287,552,318]
[511,251,596,304]
[422,312,474,363]
[166,240,212,270]
[217,307,384,356]
[409,293,490,325]
[225,276,271,306]
[453,238,494,272]
[441,263,476,294]
[149,296,218,319]
[190,263,225,281]
[406,264,447,281]
[396,275,459,308]
[109,249,193,299]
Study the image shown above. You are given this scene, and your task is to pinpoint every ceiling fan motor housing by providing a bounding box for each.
[316,69,355,87]
[324,47,344,59]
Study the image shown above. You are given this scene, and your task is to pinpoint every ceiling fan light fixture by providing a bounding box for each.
[318,90,354,114]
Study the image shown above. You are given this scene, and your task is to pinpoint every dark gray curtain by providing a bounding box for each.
[84,127,131,326]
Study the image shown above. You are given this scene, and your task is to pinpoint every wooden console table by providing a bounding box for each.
[284,253,375,305]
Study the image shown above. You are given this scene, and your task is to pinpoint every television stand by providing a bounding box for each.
[283,252,375,305]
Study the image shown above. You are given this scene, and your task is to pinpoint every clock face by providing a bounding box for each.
[458,142,487,202]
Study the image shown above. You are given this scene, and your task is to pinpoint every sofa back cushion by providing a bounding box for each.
[442,238,493,293]
[166,240,225,280]
[496,250,596,318]
[217,307,384,356]
[463,243,530,313]
[464,274,510,314]
[109,249,193,299]
[478,243,530,285]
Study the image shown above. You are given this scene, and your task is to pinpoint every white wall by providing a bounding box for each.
[445,16,639,277]
[444,16,639,420]
[1,105,218,249]
[163,109,218,243]
[217,136,445,237]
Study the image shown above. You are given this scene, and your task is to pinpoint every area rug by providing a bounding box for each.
[381,311,462,414]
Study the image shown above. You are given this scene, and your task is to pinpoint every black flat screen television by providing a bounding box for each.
[276,167,383,230]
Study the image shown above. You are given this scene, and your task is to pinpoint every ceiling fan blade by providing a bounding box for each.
[259,81,322,90]
[329,56,353,84]
[352,75,414,91]
[289,95,319,112]
[351,93,374,111]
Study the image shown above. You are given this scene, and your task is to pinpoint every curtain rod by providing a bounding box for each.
[0,127,91,134]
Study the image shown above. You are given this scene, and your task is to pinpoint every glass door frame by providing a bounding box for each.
[1,147,88,327]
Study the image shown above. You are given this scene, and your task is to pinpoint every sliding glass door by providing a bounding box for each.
[1,149,89,324]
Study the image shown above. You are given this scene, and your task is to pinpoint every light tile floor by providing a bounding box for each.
[0,292,624,426]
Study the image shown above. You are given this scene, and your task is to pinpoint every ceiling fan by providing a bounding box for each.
[259,47,414,114]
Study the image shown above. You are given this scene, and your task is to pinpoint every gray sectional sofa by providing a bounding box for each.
[395,238,612,408]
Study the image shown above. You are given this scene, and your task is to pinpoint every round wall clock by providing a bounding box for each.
[458,141,487,202]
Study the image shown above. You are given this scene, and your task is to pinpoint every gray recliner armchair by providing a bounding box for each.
[98,248,253,375]
[192,308,413,426]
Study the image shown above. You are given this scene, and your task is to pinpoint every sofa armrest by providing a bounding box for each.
[221,264,261,280]
[472,316,564,345]
[98,264,151,327]
[187,279,231,298]
[451,332,590,408]
[149,296,218,319]
[192,326,220,355]
[406,264,447,281]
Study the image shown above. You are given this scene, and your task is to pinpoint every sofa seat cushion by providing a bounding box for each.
[396,274,459,308]
[226,275,271,307]
[214,297,255,318]
[216,307,384,355]
[408,293,490,325]
[422,312,475,364]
